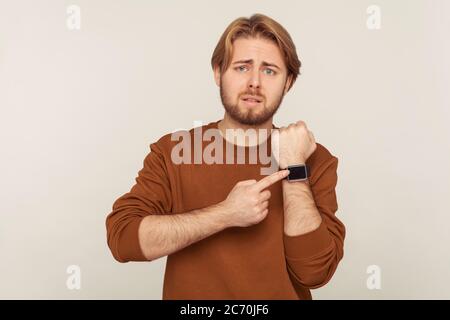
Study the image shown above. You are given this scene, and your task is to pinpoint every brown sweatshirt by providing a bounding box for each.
[106,119,345,300]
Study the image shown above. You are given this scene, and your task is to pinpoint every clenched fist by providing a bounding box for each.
[271,120,317,169]
[219,170,290,227]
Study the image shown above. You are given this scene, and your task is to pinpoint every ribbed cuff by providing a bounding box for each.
[283,220,333,260]
[117,217,148,262]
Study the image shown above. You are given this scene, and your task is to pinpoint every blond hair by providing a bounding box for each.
[211,13,301,91]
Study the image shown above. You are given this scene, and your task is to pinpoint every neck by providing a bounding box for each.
[217,113,273,147]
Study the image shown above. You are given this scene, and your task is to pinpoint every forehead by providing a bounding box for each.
[230,37,285,67]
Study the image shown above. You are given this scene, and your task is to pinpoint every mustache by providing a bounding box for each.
[240,92,264,99]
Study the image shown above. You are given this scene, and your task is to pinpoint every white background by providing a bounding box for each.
[1,0,449,299]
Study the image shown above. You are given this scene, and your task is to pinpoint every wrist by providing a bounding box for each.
[215,202,234,229]
[280,158,306,169]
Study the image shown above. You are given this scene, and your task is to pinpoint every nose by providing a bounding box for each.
[248,69,260,91]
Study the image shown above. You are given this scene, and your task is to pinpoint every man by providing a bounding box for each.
[106,13,345,300]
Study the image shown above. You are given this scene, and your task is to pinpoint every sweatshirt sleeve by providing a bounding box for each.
[105,140,173,263]
[283,156,346,289]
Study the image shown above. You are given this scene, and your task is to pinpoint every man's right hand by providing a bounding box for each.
[219,169,290,228]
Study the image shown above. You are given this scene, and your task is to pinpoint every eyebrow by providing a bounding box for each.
[232,59,281,70]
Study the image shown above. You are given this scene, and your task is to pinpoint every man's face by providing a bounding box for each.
[215,36,292,126]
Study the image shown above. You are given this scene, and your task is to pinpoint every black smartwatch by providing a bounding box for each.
[282,164,309,182]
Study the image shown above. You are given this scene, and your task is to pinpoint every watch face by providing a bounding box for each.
[287,165,308,181]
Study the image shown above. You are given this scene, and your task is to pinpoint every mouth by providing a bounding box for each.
[241,96,263,106]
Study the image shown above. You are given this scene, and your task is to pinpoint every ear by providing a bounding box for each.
[283,75,293,94]
[213,65,221,87]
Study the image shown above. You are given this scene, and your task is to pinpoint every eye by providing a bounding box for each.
[235,66,248,72]
[263,68,276,75]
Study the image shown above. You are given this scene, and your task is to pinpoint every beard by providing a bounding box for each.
[219,82,285,126]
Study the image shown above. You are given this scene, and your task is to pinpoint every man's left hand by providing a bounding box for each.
[272,120,317,168]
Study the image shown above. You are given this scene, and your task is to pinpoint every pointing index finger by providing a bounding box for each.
[254,169,289,192]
